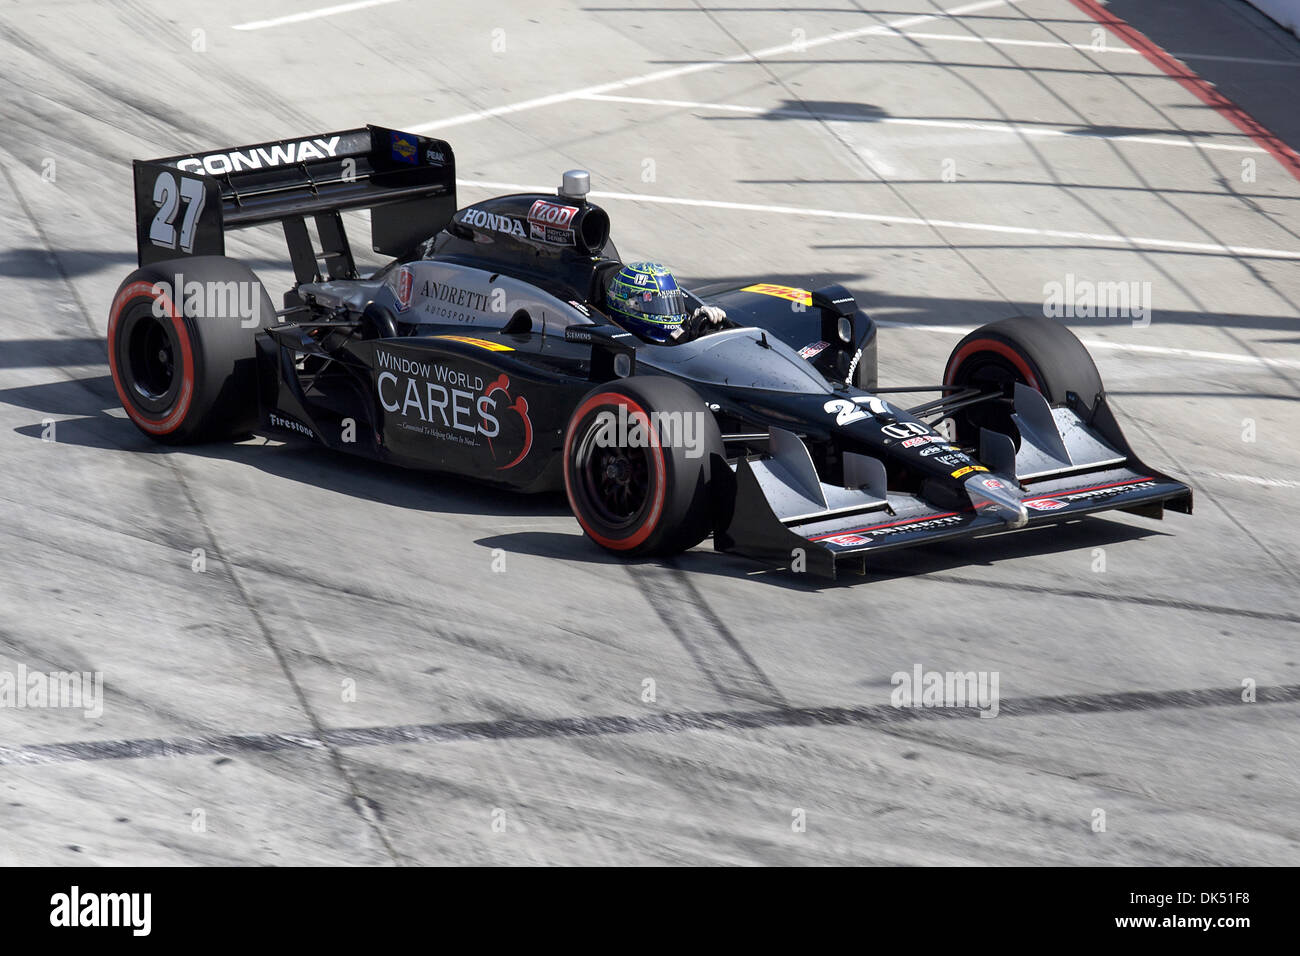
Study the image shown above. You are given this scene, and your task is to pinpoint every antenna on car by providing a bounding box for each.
[560,170,591,202]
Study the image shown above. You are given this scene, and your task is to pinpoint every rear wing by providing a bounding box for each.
[132,125,456,283]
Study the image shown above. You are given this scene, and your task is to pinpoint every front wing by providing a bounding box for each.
[713,382,1193,579]
[716,461,1191,578]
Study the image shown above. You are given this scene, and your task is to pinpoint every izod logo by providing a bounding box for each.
[528,199,578,229]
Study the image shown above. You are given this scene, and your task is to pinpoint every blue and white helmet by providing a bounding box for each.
[605,262,690,343]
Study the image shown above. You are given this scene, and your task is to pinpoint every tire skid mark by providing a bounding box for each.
[927,574,1300,624]
[3,682,1294,768]
[635,561,790,709]
[165,460,403,863]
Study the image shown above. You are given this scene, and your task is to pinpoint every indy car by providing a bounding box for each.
[108,125,1192,578]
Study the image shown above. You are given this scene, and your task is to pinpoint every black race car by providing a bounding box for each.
[108,125,1191,578]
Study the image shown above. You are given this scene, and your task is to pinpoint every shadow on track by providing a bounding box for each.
[475,516,1167,591]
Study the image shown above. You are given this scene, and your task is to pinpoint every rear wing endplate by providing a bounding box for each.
[132,125,456,281]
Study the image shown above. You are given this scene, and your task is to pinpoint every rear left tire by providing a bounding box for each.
[108,256,273,444]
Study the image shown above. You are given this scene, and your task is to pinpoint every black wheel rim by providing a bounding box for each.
[573,417,652,531]
[952,353,1026,445]
[125,312,177,403]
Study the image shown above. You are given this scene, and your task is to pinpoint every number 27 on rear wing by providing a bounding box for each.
[131,125,457,285]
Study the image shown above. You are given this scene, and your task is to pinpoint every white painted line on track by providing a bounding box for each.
[232,0,404,31]
[874,320,1300,371]
[1080,340,1300,370]
[580,93,1266,154]
[1202,472,1300,489]
[407,0,1024,133]
[456,178,1300,260]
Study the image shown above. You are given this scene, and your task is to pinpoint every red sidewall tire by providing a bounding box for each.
[942,315,1104,445]
[107,257,270,444]
[563,392,667,551]
[563,377,724,557]
[943,337,1041,393]
[108,281,198,438]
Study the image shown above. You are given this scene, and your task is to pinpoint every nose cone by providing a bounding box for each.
[560,169,590,201]
[964,474,1028,528]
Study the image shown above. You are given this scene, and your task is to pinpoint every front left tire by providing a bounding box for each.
[563,376,725,557]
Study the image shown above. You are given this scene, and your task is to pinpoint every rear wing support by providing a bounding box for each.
[131,125,456,285]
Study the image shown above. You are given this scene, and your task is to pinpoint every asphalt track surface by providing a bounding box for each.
[1,0,1298,865]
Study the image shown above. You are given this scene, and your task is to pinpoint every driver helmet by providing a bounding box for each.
[605,262,690,343]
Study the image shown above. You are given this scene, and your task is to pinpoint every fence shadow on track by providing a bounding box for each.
[0,247,291,280]
[0,337,109,370]
[689,272,1300,337]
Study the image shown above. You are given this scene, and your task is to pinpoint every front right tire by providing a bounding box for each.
[941,315,1104,446]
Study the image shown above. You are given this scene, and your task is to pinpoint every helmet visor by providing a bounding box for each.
[624,288,689,318]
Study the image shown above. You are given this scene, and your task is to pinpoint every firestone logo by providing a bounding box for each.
[268,411,313,438]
